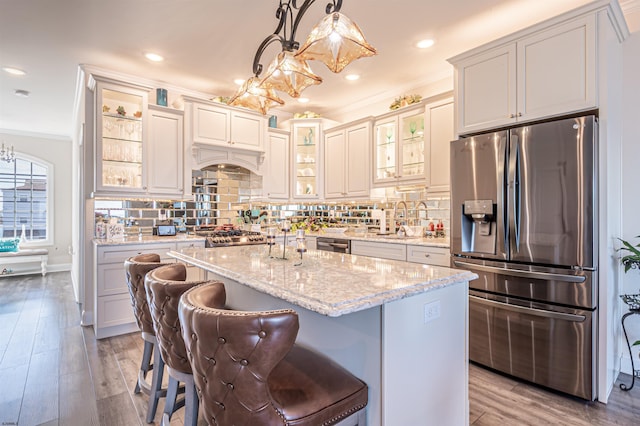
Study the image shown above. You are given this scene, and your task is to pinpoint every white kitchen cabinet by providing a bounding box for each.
[264,128,290,200]
[324,118,372,200]
[190,99,265,151]
[373,103,426,187]
[291,119,323,200]
[424,96,454,193]
[147,105,184,197]
[406,245,450,267]
[451,14,596,135]
[92,77,149,195]
[94,239,205,339]
[351,240,406,261]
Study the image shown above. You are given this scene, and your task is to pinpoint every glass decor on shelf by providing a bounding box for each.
[374,107,425,184]
[292,121,321,199]
[99,88,145,190]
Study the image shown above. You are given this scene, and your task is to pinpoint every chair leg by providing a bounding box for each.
[161,376,180,426]
[146,348,166,423]
[136,338,154,394]
[183,375,199,426]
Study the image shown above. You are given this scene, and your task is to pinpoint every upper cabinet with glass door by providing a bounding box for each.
[291,119,322,199]
[95,80,149,194]
[373,103,425,186]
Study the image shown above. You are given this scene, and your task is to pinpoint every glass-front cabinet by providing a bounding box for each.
[373,104,425,186]
[95,81,149,194]
[291,119,322,199]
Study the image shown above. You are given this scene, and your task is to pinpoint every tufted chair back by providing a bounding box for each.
[179,283,299,425]
[124,253,171,335]
[145,263,226,375]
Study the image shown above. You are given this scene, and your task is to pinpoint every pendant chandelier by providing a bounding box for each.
[229,0,377,114]
[0,142,15,163]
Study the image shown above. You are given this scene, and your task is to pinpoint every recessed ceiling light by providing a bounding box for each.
[234,78,245,86]
[345,74,360,81]
[298,98,310,103]
[14,89,30,98]
[2,67,26,76]
[145,52,164,62]
[416,39,435,49]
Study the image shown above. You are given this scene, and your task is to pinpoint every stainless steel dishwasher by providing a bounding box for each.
[316,237,351,254]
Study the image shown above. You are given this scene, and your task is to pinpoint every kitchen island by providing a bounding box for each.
[169,246,477,426]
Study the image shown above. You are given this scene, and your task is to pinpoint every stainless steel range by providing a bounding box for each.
[195,226,266,248]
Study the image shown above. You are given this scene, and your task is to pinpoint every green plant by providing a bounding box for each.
[618,235,640,273]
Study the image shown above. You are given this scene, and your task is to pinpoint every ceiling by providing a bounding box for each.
[0,0,637,138]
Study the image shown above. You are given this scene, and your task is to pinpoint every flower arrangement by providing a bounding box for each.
[293,111,321,119]
[211,96,230,104]
[290,217,326,232]
[389,94,422,110]
[116,106,126,116]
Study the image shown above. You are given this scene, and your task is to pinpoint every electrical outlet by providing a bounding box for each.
[424,300,441,324]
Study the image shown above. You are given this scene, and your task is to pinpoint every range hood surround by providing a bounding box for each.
[191,142,265,176]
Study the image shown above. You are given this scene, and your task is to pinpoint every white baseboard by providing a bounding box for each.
[48,263,72,272]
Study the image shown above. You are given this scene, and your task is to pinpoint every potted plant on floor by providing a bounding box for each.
[618,235,640,383]
[619,235,640,311]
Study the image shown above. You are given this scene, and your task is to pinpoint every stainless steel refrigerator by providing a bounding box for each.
[450,114,597,400]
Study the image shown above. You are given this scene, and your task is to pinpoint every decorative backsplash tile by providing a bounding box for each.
[94,168,450,237]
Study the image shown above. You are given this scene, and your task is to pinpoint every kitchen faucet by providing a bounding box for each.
[414,200,428,226]
[394,201,408,235]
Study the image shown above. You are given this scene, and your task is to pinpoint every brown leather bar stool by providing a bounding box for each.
[145,263,226,426]
[124,253,171,423]
[178,283,369,426]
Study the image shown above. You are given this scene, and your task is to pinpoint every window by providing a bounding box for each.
[0,155,51,243]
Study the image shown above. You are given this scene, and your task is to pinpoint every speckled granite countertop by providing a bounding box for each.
[93,235,206,246]
[276,231,450,248]
[345,233,449,248]
[169,246,475,317]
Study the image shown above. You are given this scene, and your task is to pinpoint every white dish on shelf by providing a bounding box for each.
[324,227,348,234]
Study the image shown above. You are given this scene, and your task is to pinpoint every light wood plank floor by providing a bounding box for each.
[1,272,639,425]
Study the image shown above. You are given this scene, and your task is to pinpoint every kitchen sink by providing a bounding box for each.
[378,234,423,240]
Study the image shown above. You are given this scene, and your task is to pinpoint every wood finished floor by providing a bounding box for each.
[1,272,639,425]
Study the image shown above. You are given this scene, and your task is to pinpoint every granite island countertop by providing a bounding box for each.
[168,245,476,317]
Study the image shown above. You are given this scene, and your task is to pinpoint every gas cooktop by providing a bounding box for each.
[195,227,266,248]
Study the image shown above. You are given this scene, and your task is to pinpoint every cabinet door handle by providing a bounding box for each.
[424,254,431,257]
[509,113,515,118]
[517,112,522,117]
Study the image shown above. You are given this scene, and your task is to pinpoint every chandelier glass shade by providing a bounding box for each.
[229,76,285,115]
[230,0,376,114]
[296,12,377,73]
[259,50,323,98]
[0,142,15,163]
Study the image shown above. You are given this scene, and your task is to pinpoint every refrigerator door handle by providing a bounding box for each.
[514,139,521,249]
[507,134,518,253]
[498,135,509,253]
[453,260,587,283]
[469,295,587,322]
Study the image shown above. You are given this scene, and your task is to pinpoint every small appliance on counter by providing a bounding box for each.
[154,224,177,236]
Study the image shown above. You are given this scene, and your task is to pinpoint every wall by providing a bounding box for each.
[620,29,640,375]
[0,131,73,269]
